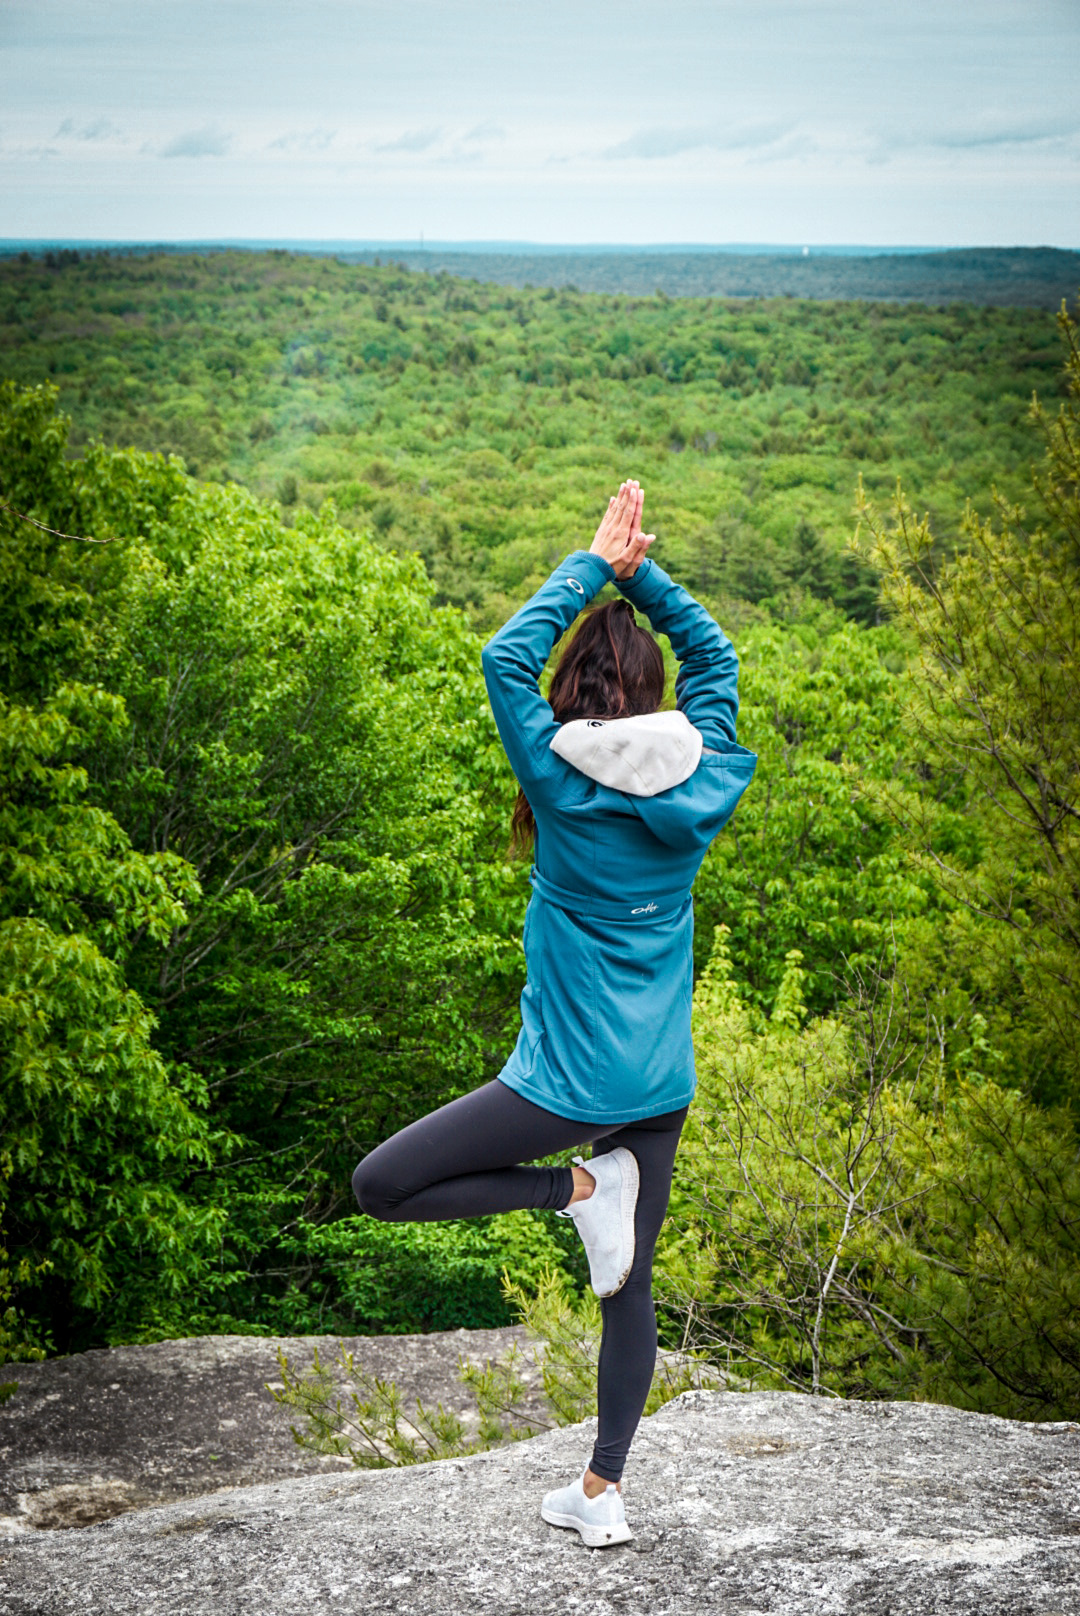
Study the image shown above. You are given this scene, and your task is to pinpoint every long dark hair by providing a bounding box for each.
[508,597,665,858]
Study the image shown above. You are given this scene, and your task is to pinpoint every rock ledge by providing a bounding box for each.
[2,1389,1078,1615]
[0,1328,539,1534]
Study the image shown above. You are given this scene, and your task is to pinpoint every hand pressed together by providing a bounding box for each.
[589,479,655,579]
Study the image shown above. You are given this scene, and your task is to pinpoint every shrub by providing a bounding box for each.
[270,1211,575,1334]
[271,1266,717,1469]
[662,926,1080,1419]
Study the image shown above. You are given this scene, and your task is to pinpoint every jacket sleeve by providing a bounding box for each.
[616,556,740,749]
[481,548,617,808]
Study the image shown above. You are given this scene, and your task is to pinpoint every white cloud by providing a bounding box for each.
[463,121,506,145]
[53,117,125,142]
[373,127,441,154]
[267,128,337,153]
[604,121,795,160]
[160,125,232,159]
[865,114,1080,167]
[602,112,1080,172]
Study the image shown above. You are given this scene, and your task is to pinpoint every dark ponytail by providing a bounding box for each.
[507,598,665,858]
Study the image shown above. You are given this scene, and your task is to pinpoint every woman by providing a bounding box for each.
[353,479,756,1547]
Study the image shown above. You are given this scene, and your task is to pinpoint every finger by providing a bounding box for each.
[615,487,638,541]
[595,491,619,536]
[629,486,644,540]
[616,532,653,576]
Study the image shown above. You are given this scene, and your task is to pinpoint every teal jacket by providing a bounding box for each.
[481,549,757,1123]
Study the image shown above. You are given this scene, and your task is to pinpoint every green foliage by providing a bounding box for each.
[664,928,1080,1418]
[0,1173,49,1392]
[693,616,930,1012]
[0,400,226,1349]
[262,1211,575,1335]
[667,934,916,1398]
[270,1266,716,1471]
[3,252,1078,1422]
[889,1071,1080,1419]
[1,913,223,1335]
[269,1338,539,1469]
[0,253,1063,635]
[503,1266,604,1426]
[0,383,527,1347]
[853,301,1080,1104]
[88,467,520,1163]
[664,308,1080,1417]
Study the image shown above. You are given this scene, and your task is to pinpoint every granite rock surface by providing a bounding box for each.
[0,1328,539,1535]
[1,1389,1078,1616]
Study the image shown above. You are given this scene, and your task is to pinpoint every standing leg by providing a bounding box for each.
[585,1104,689,1484]
[353,1082,686,1487]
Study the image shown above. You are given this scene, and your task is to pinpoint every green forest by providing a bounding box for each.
[0,250,1067,633]
[1,251,1077,1425]
[299,244,1080,309]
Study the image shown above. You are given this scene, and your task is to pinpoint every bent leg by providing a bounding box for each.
[587,1104,688,1483]
[352,1080,601,1221]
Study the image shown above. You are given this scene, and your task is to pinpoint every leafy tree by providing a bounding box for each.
[663,302,1080,1419]
[1,383,530,1342]
[261,1210,575,1336]
[0,1165,47,1390]
[0,384,220,1351]
[853,301,1080,1104]
[693,615,929,1014]
[84,472,523,1206]
[663,926,1080,1419]
[890,1056,1080,1419]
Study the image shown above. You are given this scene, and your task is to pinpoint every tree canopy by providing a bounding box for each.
[0,265,1076,1422]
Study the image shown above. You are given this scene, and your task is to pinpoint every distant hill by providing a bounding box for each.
[330,246,1079,310]
[1,242,1077,310]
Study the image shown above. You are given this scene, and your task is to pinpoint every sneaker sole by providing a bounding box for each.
[595,1146,639,1298]
[540,1505,633,1548]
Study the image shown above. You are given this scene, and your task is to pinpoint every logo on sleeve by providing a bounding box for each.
[564,577,585,595]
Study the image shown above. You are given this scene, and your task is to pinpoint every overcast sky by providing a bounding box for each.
[2,0,1077,245]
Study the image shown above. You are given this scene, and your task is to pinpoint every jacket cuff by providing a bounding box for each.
[616,556,657,596]
[559,549,617,591]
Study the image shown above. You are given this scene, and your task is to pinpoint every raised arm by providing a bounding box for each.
[481,549,616,807]
[615,556,739,748]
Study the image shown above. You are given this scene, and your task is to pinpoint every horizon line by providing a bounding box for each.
[4,238,1079,256]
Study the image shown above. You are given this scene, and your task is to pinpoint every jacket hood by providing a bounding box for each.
[549,709,703,797]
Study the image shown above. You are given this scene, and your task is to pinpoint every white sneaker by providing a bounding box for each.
[558,1146,639,1297]
[541,1468,633,1548]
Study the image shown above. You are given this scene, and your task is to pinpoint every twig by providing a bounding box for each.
[0,498,118,544]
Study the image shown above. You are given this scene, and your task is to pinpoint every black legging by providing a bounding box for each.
[351,1079,688,1483]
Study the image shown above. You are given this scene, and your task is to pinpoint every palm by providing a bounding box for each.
[590,480,654,577]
